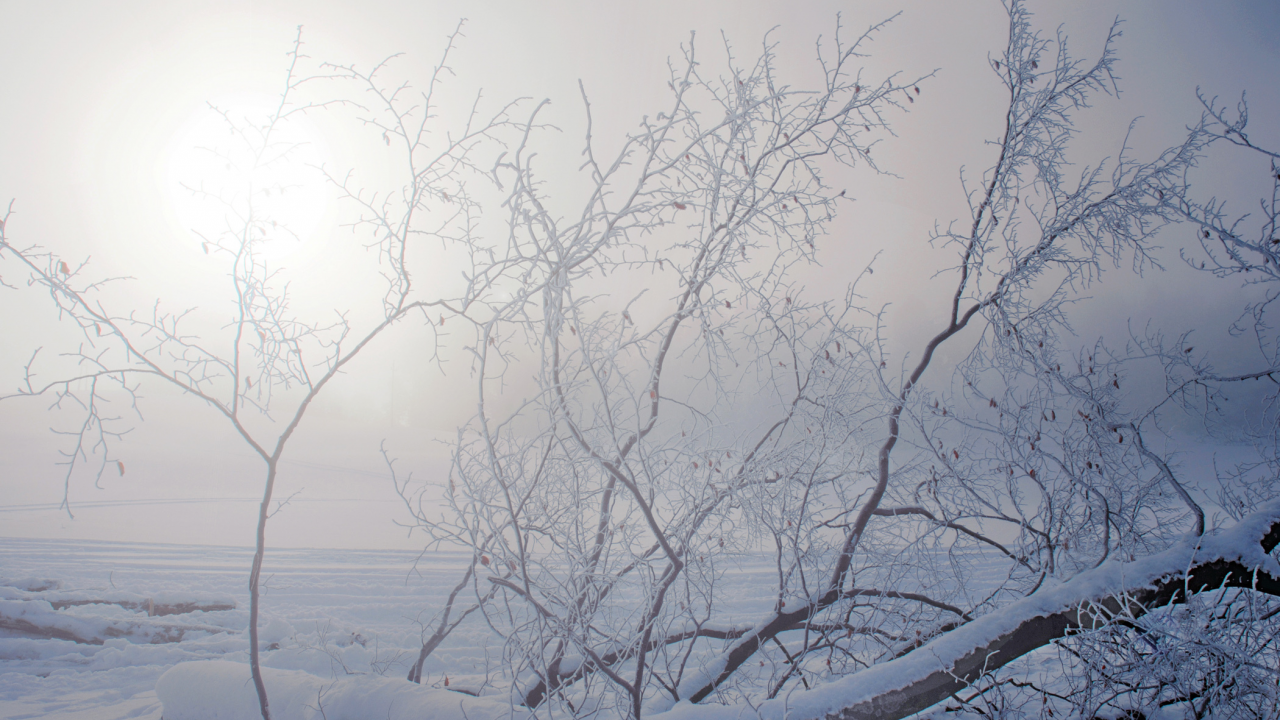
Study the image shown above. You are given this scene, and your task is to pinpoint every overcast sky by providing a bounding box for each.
[2,1,1277,549]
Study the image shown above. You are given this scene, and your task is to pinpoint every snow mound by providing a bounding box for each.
[156,661,533,720]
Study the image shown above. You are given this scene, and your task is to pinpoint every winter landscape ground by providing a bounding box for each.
[0,535,1048,720]
[0,537,794,720]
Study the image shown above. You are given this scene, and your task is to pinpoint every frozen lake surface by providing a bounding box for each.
[0,536,786,719]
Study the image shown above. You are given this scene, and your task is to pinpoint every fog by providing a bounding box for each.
[2,0,1277,549]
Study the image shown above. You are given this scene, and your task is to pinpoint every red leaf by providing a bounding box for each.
[117,460,125,476]
[59,260,70,275]
[480,555,490,566]
[673,201,687,210]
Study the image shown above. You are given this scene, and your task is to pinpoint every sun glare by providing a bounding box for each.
[163,95,331,261]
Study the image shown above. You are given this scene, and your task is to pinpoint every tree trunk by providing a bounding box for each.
[819,501,1280,720]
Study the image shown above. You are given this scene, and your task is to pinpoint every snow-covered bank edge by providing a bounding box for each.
[157,660,534,720]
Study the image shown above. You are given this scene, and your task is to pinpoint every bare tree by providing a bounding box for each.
[6,3,1279,719]
[1,26,523,720]
[391,3,1280,719]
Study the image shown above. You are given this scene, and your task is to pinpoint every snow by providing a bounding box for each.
[0,537,495,720]
[156,661,533,720]
[1,499,1276,720]
[649,497,1280,720]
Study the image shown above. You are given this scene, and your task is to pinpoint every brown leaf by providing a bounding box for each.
[59,260,70,275]
[673,202,687,210]
[117,460,125,476]
[480,555,490,567]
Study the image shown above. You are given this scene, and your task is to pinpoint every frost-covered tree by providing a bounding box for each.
[1,26,525,720]
[4,3,1278,720]
[389,4,1280,719]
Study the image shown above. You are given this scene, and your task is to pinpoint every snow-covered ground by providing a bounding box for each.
[0,536,784,720]
[0,537,500,719]
[8,527,1272,720]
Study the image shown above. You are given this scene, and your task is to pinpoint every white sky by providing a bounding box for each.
[1,0,1277,549]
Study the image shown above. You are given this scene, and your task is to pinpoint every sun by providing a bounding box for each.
[163,94,331,261]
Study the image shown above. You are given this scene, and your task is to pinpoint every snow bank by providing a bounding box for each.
[157,661,534,720]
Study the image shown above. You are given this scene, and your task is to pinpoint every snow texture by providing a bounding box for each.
[1,500,1276,720]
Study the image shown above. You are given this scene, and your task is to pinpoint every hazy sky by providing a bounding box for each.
[2,1,1277,549]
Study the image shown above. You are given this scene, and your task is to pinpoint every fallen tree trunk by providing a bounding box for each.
[652,499,1280,720]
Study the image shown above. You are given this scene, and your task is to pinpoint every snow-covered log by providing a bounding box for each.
[652,499,1280,720]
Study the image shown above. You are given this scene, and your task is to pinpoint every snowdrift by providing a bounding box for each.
[157,660,533,720]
